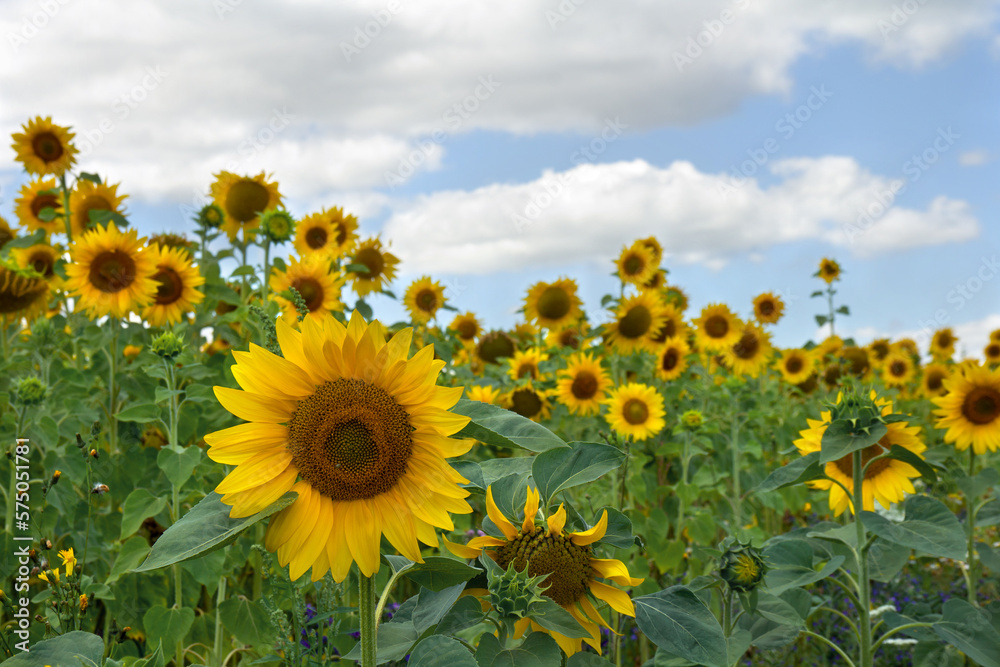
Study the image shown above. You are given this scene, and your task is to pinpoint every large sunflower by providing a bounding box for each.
[69,181,127,238]
[210,171,283,241]
[605,382,665,441]
[15,179,62,236]
[556,352,611,416]
[502,384,552,422]
[752,292,785,325]
[507,348,549,382]
[604,291,666,355]
[207,312,473,581]
[403,276,446,324]
[930,328,957,361]
[349,236,399,297]
[524,278,582,331]
[615,242,657,286]
[694,304,742,352]
[0,260,49,320]
[64,223,157,319]
[932,363,1000,454]
[11,116,78,176]
[794,391,925,516]
[654,336,691,382]
[141,244,206,327]
[293,207,358,259]
[817,258,841,284]
[271,255,346,324]
[775,348,815,385]
[867,338,892,367]
[449,311,481,347]
[444,486,642,657]
[722,322,773,378]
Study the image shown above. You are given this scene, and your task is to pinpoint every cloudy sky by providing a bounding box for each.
[2,0,998,355]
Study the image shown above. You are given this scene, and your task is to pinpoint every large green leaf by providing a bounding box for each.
[219,596,276,645]
[143,606,195,655]
[862,495,966,560]
[408,635,478,667]
[3,631,103,666]
[633,586,729,667]
[819,420,886,464]
[532,441,625,503]
[567,653,615,667]
[107,536,152,584]
[133,492,296,571]
[120,489,169,540]
[763,539,844,595]
[403,557,481,592]
[157,445,202,489]
[530,598,591,639]
[452,399,568,452]
[116,403,162,423]
[755,452,823,493]
[490,632,562,667]
[412,583,466,635]
[932,599,1000,667]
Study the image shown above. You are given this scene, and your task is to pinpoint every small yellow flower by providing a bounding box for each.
[59,547,77,576]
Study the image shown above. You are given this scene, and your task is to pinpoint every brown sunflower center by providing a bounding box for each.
[29,251,55,279]
[758,300,774,316]
[705,314,729,339]
[88,250,137,293]
[871,342,890,360]
[305,226,328,249]
[622,398,649,425]
[509,388,542,419]
[961,387,1000,425]
[985,344,1000,359]
[622,254,644,276]
[618,305,652,339]
[495,526,592,607]
[516,361,537,380]
[925,371,945,392]
[843,348,869,376]
[478,331,514,364]
[225,180,270,223]
[32,132,64,162]
[571,371,598,399]
[537,286,571,321]
[661,348,679,372]
[456,319,477,340]
[335,222,348,245]
[889,360,907,377]
[416,289,437,313]
[785,356,804,374]
[559,329,581,349]
[833,437,893,479]
[30,194,60,219]
[292,277,324,312]
[733,331,760,360]
[355,247,385,279]
[286,378,412,501]
[153,266,184,305]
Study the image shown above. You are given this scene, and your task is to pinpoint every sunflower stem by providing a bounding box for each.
[851,449,873,667]
[965,447,978,606]
[239,242,250,303]
[730,392,742,531]
[826,285,836,337]
[213,575,227,667]
[59,173,73,243]
[108,318,119,457]
[260,240,271,304]
[359,572,377,667]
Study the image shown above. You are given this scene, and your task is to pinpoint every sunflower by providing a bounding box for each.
[794,391,925,516]
[867,339,892,367]
[694,303,742,352]
[556,352,611,416]
[752,292,784,325]
[722,322,773,378]
[992,329,1000,343]
[640,269,668,292]
[348,236,399,297]
[605,382,665,441]
[985,341,1000,366]
[0,260,49,320]
[545,324,589,350]
[840,346,872,380]
[148,233,196,259]
[604,292,666,355]
[892,338,919,358]
[507,348,549,382]
[476,330,516,364]
[141,244,206,327]
[814,335,844,360]
[11,243,61,284]
[881,351,916,389]
[0,216,15,250]
[449,311,480,347]
[465,385,502,405]
[930,328,957,361]
[932,363,1000,454]
[443,486,642,657]
[294,207,358,259]
[776,349,815,385]
[271,255,346,324]
[615,242,657,286]
[403,276,446,324]
[523,277,582,331]
[15,179,62,236]
[11,116,78,176]
[69,181,127,237]
[650,302,688,344]
[64,223,157,319]
[502,384,552,422]
[210,171,283,241]
[921,363,951,399]
[206,311,473,581]
[663,285,689,312]
[817,258,841,284]
[654,337,690,382]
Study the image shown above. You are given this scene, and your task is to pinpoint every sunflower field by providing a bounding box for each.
[1,116,1000,667]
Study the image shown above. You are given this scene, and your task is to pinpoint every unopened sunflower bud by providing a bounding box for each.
[91,421,102,436]
[14,376,47,406]
[680,409,704,430]
[197,203,225,229]
[260,208,296,244]
[719,540,767,593]
[50,471,61,486]
[151,331,184,359]
[487,561,549,619]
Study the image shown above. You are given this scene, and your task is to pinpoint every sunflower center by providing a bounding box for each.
[495,527,592,607]
[758,300,774,316]
[88,250,137,293]
[925,371,945,392]
[571,371,598,399]
[153,266,184,305]
[32,132,64,162]
[986,344,1000,359]
[31,194,59,219]
[305,227,328,249]
[936,333,954,348]
[537,286,571,320]
[705,315,728,339]
[662,349,679,372]
[292,277,324,312]
[478,332,514,363]
[509,388,542,419]
[30,252,55,279]
[785,356,804,374]
[733,553,760,582]
[416,289,437,313]
[0,272,47,314]
[559,329,581,348]
[622,254,643,276]
[516,362,537,380]
[335,222,348,245]
[286,378,413,501]
[872,342,890,360]
[889,360,907,377]
[833,438,892,479]
[225,180,270,223]
[355,247,385,280]
[619,305,652,339]
[622,398,649,425]
[962,387,1000,425]
[733,331,759,360]
[456,319,477,340]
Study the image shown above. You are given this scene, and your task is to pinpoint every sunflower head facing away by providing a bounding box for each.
[444,486,642,657]
[349,236,399,297]
[817,257,841,284]
[11,243,61,285]
[210,171,283,241]
[64,223,157,319]
[207,311,474,582]
[0,259,50,320]
[403,276,446,324]
[524,277,582,331]
[11,116,79,176]
[933,363,1000,454]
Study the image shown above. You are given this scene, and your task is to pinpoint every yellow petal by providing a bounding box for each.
[289,495,333,580]
[442,535,483,559]
[569,510,608,546]
[327,503,354,583]
[589,580,635,617]
[487,486,518,540]
[223,466,298,518]
[345,501,381,577]
[547,503,567,536]
[375,493,422,562]
[522,485,540,533]
[214,386,295,423]
[214,449,293,495]
[205,422,288,464]
[468,535,508,549]
[590,558,644,587]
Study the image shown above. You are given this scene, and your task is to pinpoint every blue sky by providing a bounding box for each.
[1,0,998,357]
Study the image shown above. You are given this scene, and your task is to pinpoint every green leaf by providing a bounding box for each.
[230,265,257,277]
[403,557,481,592]
[727,629,753,665]
[79,172,103,184]
[479,457,534,487]
[814,315,828,326]
[2,631,104,666]
[532,441,625,503]
[977,540,1000,573]
[861,495,967,560]
[38,206,59,222]
[491,632,562,667]
[157,444,202,488]
[412,582,466,635]
[957,467,1000,502]
[408,635,477,667]
[219,596,276,645]
[753,592,804,628]
[567,653,615,667]
[133,492,296,571]
[204,282,242,306]
[475,633,504,667]
[810,290,824,298]
[593,506,636,549]
[452,460,485,489]
[756,452,823,493]
[143,606,195,656]
[979,498,1000,527]
[867,537,911,582]
[819,420,887,464]
[530,598,591,639]
[88,209,129,228]
[435,596,486,636]
[3,229,46,251]
[633,586,729,667]
[121,489,169,540]
[107,536,152,584]
[116,403,162,423]
[933,598,1000,667]
[836,305,850,315]
[343,621,418,664]
[763,539,845,595]
[345,262,371,274]
[451,398,568,452]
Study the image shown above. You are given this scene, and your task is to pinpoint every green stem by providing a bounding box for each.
[722,588,732,637]
[260,241,271,304]
[59,174,73,243]
[827,286,836,337]
[213,576,227,667]
[677,431,690,538]
[359,573,377,667]
[108,318,119,457]
[965,447,978,606]
[239,243,249,301]
[1,316,8,360]
[730,394,742,530]
[852,450,872,667]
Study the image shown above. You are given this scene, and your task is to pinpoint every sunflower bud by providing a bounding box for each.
[680,409,703,430]
[487,561,549,619]
[719,540,767,592]
[14,376,47,406]
[197,203,225,229]
[260,209,296,244]
[151,331,184,359]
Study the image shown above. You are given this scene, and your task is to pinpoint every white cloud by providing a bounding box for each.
[381,156,979,274]
[958,149,993,166]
